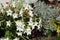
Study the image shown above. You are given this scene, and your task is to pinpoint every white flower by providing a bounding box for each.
[13,13,18,19]
[13,37,19,40]
[16,32,22,36]
[28,21,35,29]
[25,27,31,35]
[6,20,11,27]
[15,20,25,31]
[34,22,38,26]
[6,9,13,16]
[17,27,24,31]
[11,1,15,7]
[28,21,38,29]
[28,21,34,26]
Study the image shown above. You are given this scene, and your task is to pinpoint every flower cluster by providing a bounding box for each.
[0,0,41,40]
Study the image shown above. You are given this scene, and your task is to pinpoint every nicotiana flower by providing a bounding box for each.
[15,20,25,31]
[6,20,11,27]
[34,22,38,26]
[28,21,39,29]
[24,27,31,35]
[16,32,22,36]
[13,37,19,40]
[17,26,24,32]
[6,9,13,16]
[28,21,34,26]
[13,13,18,19]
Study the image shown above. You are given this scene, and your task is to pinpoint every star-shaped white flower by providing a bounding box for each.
[13,13,18,19]
[28,21,35,29]
[13,37,19,40]
[15,20,25,31]
[16,32,22,36]
[24,27,31,35]
[6,20,11,27]
[6,9,13,16]
[28,21,34,26]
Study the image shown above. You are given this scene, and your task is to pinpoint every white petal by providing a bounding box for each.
[6,9,12,16]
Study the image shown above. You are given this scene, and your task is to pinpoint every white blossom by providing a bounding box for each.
[28,21,34,26]
[6,9,13,16]
[15,20,25,31]
[24,27,31,35]
[6,20,11,27]
[34,22,38,26]
[13,13,18,19]
[13,37,19,40]
[16,32,22,36]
